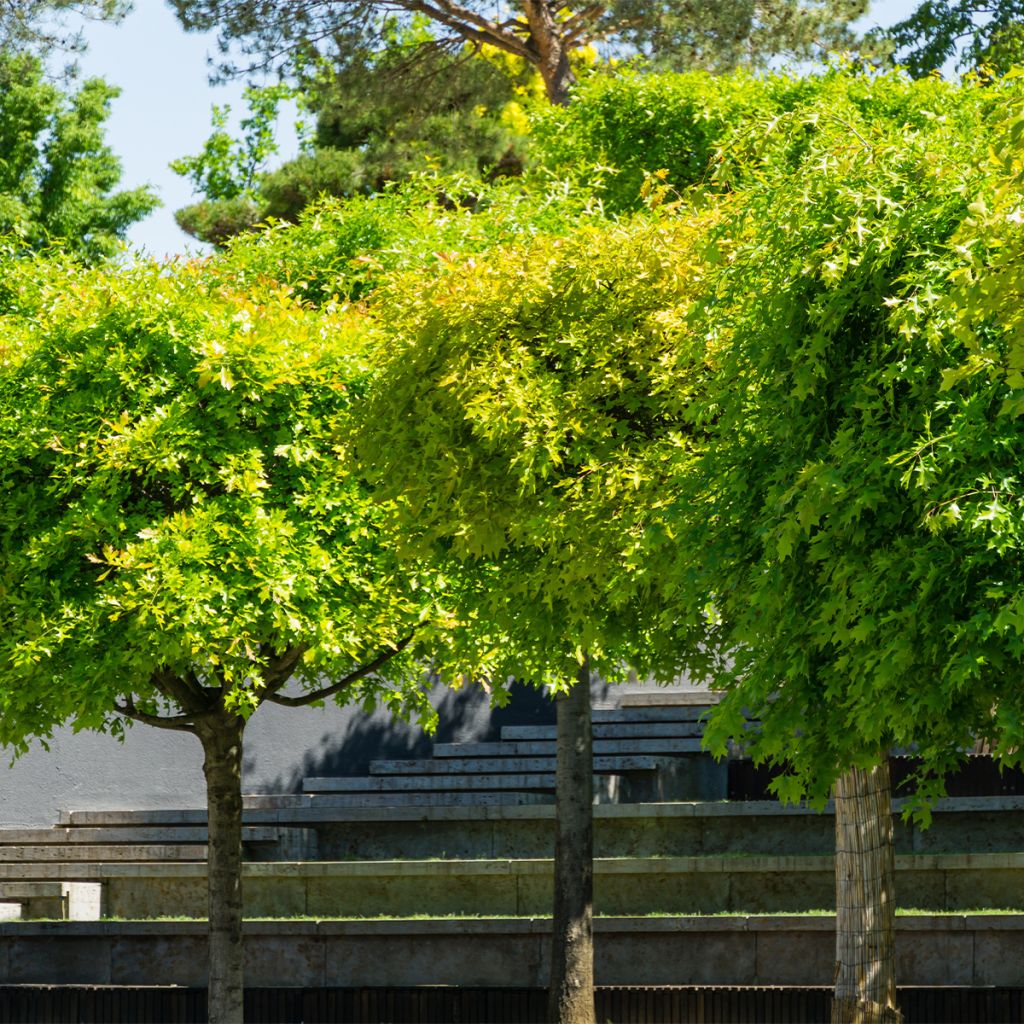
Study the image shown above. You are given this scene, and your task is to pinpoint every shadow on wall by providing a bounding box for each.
[264,679,570,793]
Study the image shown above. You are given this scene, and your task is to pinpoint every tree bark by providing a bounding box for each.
[522,0,575,106]
[196,712,247,1024]
[832,761,902,1024]
[547,656,595,1024]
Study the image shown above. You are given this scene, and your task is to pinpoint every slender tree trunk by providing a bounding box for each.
[547,655,595,1024]
[523,0,575,106]
[196,712,246,1024]
[832,761,902,1024]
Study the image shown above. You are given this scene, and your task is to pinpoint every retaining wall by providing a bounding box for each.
[0,915,1019,988]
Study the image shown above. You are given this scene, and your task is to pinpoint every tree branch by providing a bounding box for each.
[261,642,310,695]
[402,0,534,59]
[265,633,414,708]
[561,3,603,46]
[115,694,201,732]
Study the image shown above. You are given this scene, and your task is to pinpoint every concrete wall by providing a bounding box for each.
[0,676,696,826]
[0,915,1018,988]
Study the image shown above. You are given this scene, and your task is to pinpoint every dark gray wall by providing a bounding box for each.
[0,676,691,827]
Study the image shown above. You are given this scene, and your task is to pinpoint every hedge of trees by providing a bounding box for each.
[2,53,1024,1024]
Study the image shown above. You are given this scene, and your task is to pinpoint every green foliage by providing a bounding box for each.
[531,69,818,212]
[875,0,1024,77]
[672,69,1024,807]
[215,171,604,306]
[0,246,444,747]
[171,83,310,203]
[358,209,723,688]
[0,52,158,262]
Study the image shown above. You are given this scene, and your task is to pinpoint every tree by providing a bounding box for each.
[664,68,1024,1021]
[159,3,863,1003]
[875,0,1024,76]
[0,0,128,56]
[173,29,535,245]
[170,0,869,110]
[0,249,445,1023]
[0,52,158,262]
[358,211,720,1023]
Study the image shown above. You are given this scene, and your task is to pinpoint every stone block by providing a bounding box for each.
[729,868,833,913]
[244,932,323,987]
[514,871,553,915]
[895,924,973,985]
[914,811,1024,854]
[63,882,102,921]
[106,876,205,919]
[306,870,519,918]
[945,868,1022,910]
[111,933,208,986]
[702,812,833,857]
[8,935,111,984]
[321,930,546,987]
[754,925,833,985]
[968,920,1024,985]
[599,926,755,986]
[245,876,307,917]
[895,869,948,910]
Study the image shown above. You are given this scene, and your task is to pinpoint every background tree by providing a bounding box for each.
[875,0,1024,76]
[0,0,127,56]
[173,25,536,245]
[0,248,450,1023]
[169,1,869,111]
[0,51,158,261]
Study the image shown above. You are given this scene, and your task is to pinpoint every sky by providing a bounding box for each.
[74,0,925,258]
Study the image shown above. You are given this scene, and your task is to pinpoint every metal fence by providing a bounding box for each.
[0,986,1020,1023]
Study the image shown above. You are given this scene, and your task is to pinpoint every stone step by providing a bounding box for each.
[500,723,704,741]
[618,691,723,708]
[4,826,287,845]
[590,706,710,723]
[0,845,208,862]
[303,774,558,793]
[432,739,704,757]
[363,754,664,777]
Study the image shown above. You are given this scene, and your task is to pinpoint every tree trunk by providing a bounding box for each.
[547,656,595,1024]
[523,0,575,106]
[196,712,246,1024]
[832,761,902,1024]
